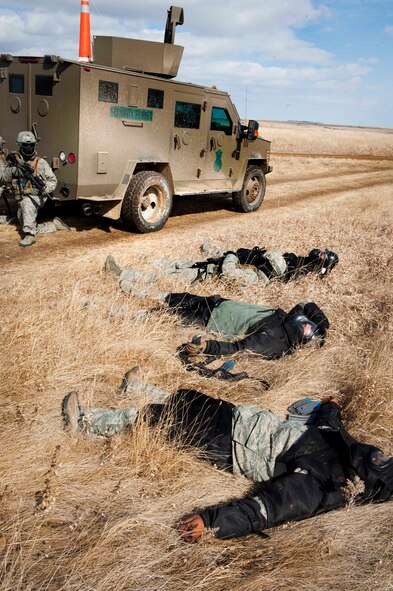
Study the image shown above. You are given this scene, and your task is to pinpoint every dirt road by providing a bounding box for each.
[1,154,392,266]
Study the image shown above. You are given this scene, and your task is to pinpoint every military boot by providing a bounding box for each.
[62,391,83,433]
[117,365,145,397]
[105,255,123,276]
[19,234,36,247]
[53,217,71,231]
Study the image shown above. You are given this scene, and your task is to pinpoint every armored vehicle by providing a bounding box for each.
[0,6,272,233]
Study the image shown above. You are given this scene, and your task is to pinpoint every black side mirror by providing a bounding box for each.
[246,120,259,141]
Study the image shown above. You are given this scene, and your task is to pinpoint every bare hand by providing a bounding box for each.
[177,515,205,542]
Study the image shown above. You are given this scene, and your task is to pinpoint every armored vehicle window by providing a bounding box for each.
[174,101,201,129]
[98,80,118,103]
[147,88,164,109]
[210,107,233,135]
[9,74,24,94]
[35,75,53,96]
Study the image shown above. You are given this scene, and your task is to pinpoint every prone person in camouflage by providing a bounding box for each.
[104,246,339,289]
[1,131,70,246]
[62,374,393,541]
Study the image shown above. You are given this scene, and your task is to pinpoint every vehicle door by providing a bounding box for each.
[203,98,241,190]
[169,89,209,190]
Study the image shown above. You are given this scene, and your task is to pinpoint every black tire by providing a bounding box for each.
[232,166,266,212]
[121,171,173,233]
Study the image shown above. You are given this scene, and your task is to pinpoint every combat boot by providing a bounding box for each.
[117,365,145,396]
[19,234,36,247]
[53,217,71,231]
[62,391,83,433]
[105,255,123,276]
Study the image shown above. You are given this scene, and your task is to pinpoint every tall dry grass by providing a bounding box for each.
[1,142,393,590]
[261,120,393,157]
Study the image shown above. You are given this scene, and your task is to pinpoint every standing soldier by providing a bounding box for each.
[1,131,69,247]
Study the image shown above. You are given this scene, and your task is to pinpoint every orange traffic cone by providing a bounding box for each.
[78,0,91,62]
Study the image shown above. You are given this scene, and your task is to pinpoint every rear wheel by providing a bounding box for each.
[121,171,173,233]
[233,166,266,212]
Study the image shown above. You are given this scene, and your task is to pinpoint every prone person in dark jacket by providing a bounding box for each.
[140,291,329,359]
[177,296,329,358]
[178,395,393,541]
[112,275,330,358]
[62,379,393,542]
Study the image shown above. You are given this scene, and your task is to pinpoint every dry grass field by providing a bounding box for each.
[1,122,392,590]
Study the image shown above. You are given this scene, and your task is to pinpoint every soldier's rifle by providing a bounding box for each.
[6,152,47,194]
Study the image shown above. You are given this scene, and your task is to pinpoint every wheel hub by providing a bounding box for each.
[140,188,164,223]
[246,176,261,203]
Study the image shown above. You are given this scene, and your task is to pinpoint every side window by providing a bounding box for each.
[35,75,53,96]
[210,107,233,135]
[9,74,24,94]
[147,88,164,109]
[174,101,201,129]
[98,80,118,103]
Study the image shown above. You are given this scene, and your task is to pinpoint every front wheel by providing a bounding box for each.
[232,166,266,212]
[121,171,173,233]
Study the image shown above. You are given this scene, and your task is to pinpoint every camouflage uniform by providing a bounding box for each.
[119,258,202,292]
[231,404,307,482]
[76,385,306,485]
[0,153,6,186]
[118,250,285,292]
[77,377,171,437]
[2,154,57,236]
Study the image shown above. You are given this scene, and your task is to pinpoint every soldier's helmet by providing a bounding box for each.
[309,248,339,275]
[0,136,5,151]
[292,314,324,345]
[16,131,37,161]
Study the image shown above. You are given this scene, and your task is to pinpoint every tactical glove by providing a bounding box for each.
[185,337,208,355]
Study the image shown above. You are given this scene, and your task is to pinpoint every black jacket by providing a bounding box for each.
[234,247,338,281]
[197,402,393,539]
[204,308,304,357]
[165,293,329,358]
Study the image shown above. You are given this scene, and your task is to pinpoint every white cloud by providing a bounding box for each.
[0,0,386,125]
[0,0,334,65]
[384,25,393,35]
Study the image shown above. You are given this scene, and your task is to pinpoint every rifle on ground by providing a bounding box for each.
[177,344,270,389]
[6,152,46,194]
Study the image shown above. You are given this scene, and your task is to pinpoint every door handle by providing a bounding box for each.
[210,136,217,151]
[174,134,181,150]
[200,148,206,158]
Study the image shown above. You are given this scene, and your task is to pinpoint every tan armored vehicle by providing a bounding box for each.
[0,6,272,232]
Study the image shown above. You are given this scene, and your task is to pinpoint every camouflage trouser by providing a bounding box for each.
[84,407,139,437]
[220,253,269,287]
[17,194,47,236]
[82,379,171,437]
[119,259,200,296]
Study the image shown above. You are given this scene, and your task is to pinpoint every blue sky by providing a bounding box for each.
[1,0,392,127]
